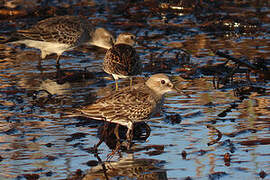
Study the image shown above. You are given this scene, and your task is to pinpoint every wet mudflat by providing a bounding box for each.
[0,0,269,179]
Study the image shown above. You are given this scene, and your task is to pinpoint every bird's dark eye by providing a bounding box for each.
[131,36,135,40]
[161,80,165,84]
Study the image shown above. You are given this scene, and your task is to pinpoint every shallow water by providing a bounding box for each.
[0,0,269,179]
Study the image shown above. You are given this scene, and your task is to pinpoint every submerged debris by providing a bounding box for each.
[86,160,99,167]
[206,124,222,146]
[224,152,231,166]
[208,171,228,180]
[66,169,84,180]
[181,150,187,159]
[259,170,267,179]
[239,138,270,146]
[165,113,182,124]
[22,174,40,180]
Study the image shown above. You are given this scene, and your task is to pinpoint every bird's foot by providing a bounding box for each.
[106,141,121,160]
[56,63,61,70]
[126,129,133,150]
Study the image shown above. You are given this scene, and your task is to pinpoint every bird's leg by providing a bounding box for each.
[126,129,133,150]
[37,59,42,69]
[126,121,134,141]
[107,142,121,160]
[92,122,109,151]
[102,122,109,138]
[115,79,119,91]
[106,124,121,160]
[37,57,44,71]
[114,124,120,140]
[112,75,119,91]
[56,68,63,83]
[94,153,110,180]
[92,138,103,152]
[56,55,61,69]
[126,122,134,150]
[129,77,133,87]
[126,128,134,141]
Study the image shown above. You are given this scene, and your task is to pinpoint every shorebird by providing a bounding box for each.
[11,15,114,68]
[103,32,142,90]
[75,73,176,142]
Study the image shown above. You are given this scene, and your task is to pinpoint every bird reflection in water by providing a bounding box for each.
[67,153,167,180]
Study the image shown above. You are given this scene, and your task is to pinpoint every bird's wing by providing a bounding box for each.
[104,44,141,76]
[17,16,93,45]
[78,87,158,124]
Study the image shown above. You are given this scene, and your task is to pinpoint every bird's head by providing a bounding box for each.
[145,73,177,97]
[115,32,136,46]
[91,28,115,49]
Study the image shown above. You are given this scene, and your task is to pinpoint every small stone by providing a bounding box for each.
[224,152,231,166]
[45,171,53,177]
[181,150,187,159]
[86,160,99,167]
[75,169,83,176]
[23,174,39,180]
[259,170,267,179]
[45,143,54,147]
[46,155,58,161]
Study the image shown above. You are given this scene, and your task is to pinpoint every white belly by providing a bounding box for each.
[112,74,129,80]
[13,40,72,58]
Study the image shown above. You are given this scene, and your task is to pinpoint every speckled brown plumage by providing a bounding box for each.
[13,15,114,67]
[103,44,141,77]
[79,84,160,124]
[18,16,93,46]
[76,73,176,140]
[103,33,142,89]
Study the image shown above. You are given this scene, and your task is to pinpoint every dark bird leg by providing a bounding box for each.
[93,138,103,152]
[37,58,44,71]
[94,153,110,180]
[107,124,121,160]
[56,55,61,69]
[38,59,42,68]
[93,122,109,151]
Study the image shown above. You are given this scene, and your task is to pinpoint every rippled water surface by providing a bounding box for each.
[0,0,269,179]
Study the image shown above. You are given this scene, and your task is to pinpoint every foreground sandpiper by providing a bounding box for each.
[103,32,142,90]
[75,73,176,141]
[12,15,114,68]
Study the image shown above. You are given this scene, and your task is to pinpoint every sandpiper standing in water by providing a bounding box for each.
[11,15,114,68]
[103,33,142,90]
[74,73,176,143]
